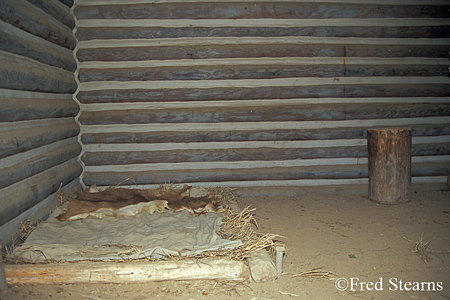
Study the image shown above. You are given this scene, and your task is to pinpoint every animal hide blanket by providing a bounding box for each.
[57,185,223,221]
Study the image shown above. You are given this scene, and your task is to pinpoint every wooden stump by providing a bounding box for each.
[367,127,412,204]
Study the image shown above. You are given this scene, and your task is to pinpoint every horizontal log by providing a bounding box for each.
[0,141,81,189]
[80,115,450,134]
[0,20,77,72]
[76,18,449,41]
[0,0,76,50]
[82,142,450,167]
[83,160,450,186]
[74,2,450,20]
[0,122,79,159]
[79,96,450,111]
[0,51,76,93]
[76,25,450,41]
[83,135,448,151]
[0,98,79,122]
[0,159,82,227]
[5,258,249,284]
[85,164,369,186]
[78,62,448,83]
[0,136,76,168]
[79,76,450,91]
[0,89,78,121]
[27,0,75,29]
[411,162,450,177]
[79,56,449,69]
[76,18,450,29]
[413,142,450,156]
[83,136,450,166]
[76,42,448,62]
[81,127,366,144]
[99,177,446,191]
[84,177,448,193]
[78,103,450,125]
[76,83,450,103]
[83,154,449,172]
[80,123,450,144]
[0,178,81,251]
[82,145,369,165]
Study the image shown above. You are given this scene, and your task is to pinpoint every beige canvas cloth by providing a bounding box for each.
[13,205,242,262]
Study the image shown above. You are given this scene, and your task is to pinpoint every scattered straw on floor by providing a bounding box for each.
[413,233,432,264]
[292,267,338,280]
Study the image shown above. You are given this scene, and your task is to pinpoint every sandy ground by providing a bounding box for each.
[1,189,449,300]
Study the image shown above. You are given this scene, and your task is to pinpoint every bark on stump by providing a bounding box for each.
[367,127,412,204]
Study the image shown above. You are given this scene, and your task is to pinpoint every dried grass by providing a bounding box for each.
[106,177,137,190]
[292,267,338,280]
[56,182,67,204]
[3,220,46,264]
[218,206,258,242]
[159,178,174,192]
[413,233,432,264]
[195,187,279,261]
[18,220,37,242]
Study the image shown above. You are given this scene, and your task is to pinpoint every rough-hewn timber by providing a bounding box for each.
[0,0,80,250]
[73,0,450,189]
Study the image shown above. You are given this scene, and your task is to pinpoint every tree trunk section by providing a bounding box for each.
[368,127,412,204]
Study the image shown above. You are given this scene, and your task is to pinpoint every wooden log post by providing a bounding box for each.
[367,127,412,204]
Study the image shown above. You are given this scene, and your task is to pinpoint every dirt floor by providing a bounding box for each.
[1,189,450,300]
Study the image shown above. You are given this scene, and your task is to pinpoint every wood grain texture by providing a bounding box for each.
[74,0,450,190]
[81,146,369,166]
[78,103,450,125]
[75,18,450,40]
[0,0,79,251]
[0,21,77,72]
[77,42,449,62]
[368,127,412,204]
[0,51,76,93]
[74,2,450,20]
[5,258,249,284]
[81,141,450,167]
[84,164,369,186]
[0,159,82,227]
[0,141,81,189]
[0,98,79,122]
[78,63,448,82]
[0,0,76,50]
[76,83,450,104]
[0,179,81,252]
[83,160,450,187]
[80,123,450,145]
[27,0,75,29]
[0,122,79,159]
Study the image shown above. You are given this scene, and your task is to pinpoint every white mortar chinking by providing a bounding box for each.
[71,0,86,189]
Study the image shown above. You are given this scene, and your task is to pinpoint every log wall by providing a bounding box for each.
[0,0,82,249]
[74,0,450,190]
